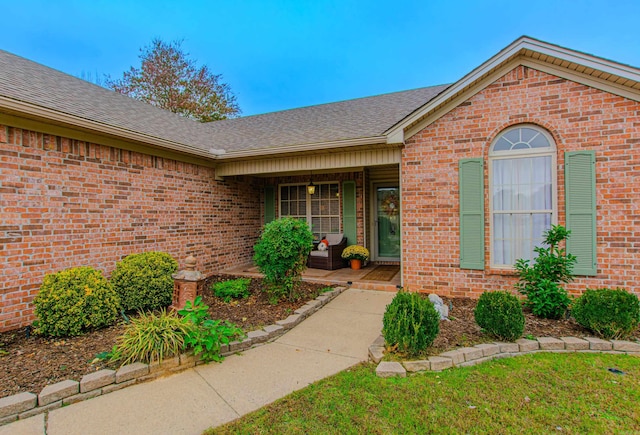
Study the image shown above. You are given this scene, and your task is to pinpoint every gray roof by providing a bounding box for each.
[0,49,214,149]
[0,49,449,155]
[203,85,449,152]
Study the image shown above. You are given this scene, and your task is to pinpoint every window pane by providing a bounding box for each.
[520,127,538,142]
[530,134,551,149]
[491,126,554,266]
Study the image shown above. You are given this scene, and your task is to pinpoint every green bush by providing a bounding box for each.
[115,309,191,365]
[212,278,251,303]
[382,291,440,356]
[111,251,178,312]
[253,217,314,303]
[571,288,640,339]
[34,266,120,337]
[515,225,575,319]
[179,296,245,363]
[474,291,525,341]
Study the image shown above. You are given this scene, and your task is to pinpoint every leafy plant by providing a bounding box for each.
[115,309,190,365]
[110,251,178,312]
[179,296,245,363]
[474,291,525,341]
[34,267,120,337]
[382,291,440,356]
[514,225,576,319]
[212,278,251,303]
[571,288,640,339]
[253,217,314,303]
[341,245,370,262]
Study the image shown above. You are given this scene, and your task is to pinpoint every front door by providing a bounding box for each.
[375,186,401,261]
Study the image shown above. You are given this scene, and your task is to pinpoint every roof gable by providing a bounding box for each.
[390,36,640,144]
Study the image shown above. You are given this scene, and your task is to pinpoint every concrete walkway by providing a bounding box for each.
[1,289,394,435]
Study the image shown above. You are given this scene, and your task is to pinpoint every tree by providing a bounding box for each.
[106,39,240,122]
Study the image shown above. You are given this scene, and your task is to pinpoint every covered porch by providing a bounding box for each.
[222,262,401,292]
[215,143,403,269]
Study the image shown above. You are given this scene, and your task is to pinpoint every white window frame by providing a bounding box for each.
[489,124,558,269]
[278,182,340,238]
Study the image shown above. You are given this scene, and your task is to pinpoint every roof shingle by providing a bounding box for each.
[0,49,448,155]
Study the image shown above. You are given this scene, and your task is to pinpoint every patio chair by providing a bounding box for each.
[307,233,347,270]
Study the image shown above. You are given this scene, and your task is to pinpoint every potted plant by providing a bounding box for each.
[341,245,370,270]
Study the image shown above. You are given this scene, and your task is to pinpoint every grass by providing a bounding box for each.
[206,353,640,434]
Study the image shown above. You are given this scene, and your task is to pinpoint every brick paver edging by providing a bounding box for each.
[0,287,346,426]
[370,336,640,378]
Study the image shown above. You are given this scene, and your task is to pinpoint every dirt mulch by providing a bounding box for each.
[0,275,331,398]
[2,283,638,399]
[429,297,601,355]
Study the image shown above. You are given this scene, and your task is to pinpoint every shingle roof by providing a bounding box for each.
[203,85,449,152]
[0,49,449,156]
[0,49,214,149]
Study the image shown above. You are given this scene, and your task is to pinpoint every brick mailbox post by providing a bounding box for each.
[171,255,205,311]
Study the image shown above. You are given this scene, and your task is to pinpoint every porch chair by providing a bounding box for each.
[307,233,347,270]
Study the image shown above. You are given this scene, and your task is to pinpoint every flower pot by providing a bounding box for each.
[350,259,362,270]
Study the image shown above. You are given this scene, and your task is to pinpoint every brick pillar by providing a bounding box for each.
[170,255,205,311]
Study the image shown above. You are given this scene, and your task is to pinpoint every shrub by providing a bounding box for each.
[34,266,120,337]
[515,225,575,319]
[474,291,525,341]
[179,296,245,362]
[212,278,251,303]
[253,217,314,303]
[111,251,178,312]
[115,309,191,365]
[571,288,640,339]
[382,291,440,356]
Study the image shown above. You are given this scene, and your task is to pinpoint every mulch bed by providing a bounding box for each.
[0,275,331,398]
[1,281,638,399]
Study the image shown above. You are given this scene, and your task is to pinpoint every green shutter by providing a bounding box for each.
[459,158,484,269]
[264,186,275,224]
[565,151,597,276]
[342,181,357,246]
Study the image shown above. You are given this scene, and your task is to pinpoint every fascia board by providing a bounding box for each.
[0,96,216,159]
[386,36,640,143]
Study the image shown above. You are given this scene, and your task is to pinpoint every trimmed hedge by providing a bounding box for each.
[111,251,178,312]
[34,266,120,337]
[382,291,440,356]
[474,291,525,341]
[571,288,640,339]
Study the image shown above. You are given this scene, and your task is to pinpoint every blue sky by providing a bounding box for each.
[3,0,640,116]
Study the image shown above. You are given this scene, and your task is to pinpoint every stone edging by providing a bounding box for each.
[0,287,347,426]
[370,336,640,378]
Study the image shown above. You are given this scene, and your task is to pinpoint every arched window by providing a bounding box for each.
[489,125,557,267]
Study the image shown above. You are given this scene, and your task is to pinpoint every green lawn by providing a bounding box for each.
[207,353,640,434]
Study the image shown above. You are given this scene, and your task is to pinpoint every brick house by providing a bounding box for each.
[1,36,639,331]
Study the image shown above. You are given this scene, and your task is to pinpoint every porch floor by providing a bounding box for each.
[221,263,401,292]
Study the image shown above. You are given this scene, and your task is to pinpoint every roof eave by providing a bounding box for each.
[0,96,218,160]
[385,36,640,143]
[216,135,389,159]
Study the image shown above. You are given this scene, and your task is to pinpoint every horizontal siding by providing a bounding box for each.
[216,148,401,177]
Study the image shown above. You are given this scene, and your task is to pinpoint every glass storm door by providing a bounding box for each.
[375,186,401,260]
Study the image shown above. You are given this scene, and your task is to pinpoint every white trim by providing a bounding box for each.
[390,37,640,144]
[218,136,388,159]
[488,125,558,269]
[0,97,216,159]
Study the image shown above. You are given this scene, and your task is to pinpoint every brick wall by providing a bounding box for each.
[0,125,262,331]
[402,66,640,298]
